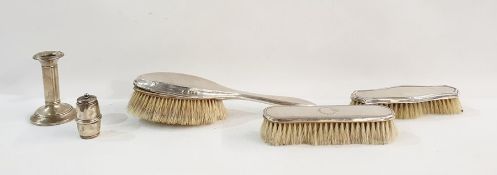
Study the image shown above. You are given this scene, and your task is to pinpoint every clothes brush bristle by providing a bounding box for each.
[351,98,462,119]
[261,119,396,146]
[128,90,227,125]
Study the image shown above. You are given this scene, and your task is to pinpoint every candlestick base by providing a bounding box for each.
[30,103,76,126]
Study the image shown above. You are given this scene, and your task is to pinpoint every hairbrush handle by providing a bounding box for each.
[237,92,315,106]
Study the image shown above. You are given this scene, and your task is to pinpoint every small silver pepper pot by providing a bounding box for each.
[76,93,102,139]
[31,51,76,126]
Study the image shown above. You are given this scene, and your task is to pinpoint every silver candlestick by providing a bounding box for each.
[31,51,76,126]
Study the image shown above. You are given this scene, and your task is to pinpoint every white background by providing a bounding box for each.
[1,0,496,174]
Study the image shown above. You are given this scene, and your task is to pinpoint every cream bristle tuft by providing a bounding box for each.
[351,98,462,119]
[128,90,227,125]
[261,119,396,145]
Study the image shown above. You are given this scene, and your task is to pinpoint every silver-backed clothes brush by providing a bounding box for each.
[261,105,397,145]
[350,85,462,119]
[128,72,314,125]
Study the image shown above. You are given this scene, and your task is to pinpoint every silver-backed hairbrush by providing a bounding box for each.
[261,105,397,145]
[350,85,462,119]
[128,72,314,125]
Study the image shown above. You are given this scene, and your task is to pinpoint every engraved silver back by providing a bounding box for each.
[263,105,394,123]
[133,72,314,105]
[351,85,459,104]
[134,72,236,99]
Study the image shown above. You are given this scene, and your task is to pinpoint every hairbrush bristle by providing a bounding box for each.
[128,90,227,125]
[351,98,462,119]
[261,119,396,145]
